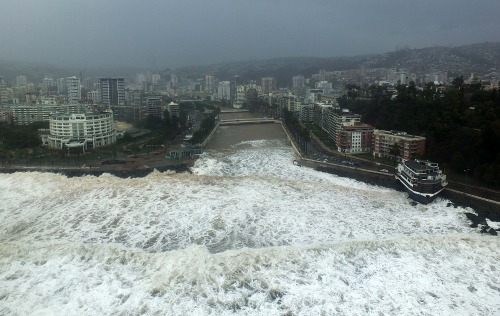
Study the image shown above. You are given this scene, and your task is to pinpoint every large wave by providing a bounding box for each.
[0,139,499,315]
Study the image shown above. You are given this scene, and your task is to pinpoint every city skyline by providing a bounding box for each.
[0,0,499,69]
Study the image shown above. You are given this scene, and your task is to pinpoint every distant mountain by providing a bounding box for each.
[174,42,500,86]
[361,42,500,76]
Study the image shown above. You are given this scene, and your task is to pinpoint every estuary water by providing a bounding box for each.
[0,124,499,315]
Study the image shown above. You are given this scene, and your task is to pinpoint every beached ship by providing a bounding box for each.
[396,159,448,204]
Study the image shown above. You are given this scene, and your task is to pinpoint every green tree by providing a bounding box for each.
[450,151,466,172]
[171,115,179,134]
[179,110,188,127]
[389,143,400,158]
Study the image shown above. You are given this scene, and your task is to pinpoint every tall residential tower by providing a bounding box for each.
[99,78,125,106]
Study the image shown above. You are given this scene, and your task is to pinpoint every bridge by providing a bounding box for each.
[218,118,277,125]
[219,110,250,113]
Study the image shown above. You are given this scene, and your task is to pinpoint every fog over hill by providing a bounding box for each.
[1,42,499,85]
[173,42,500,85]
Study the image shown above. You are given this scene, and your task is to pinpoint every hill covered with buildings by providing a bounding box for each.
[173,42,500,86]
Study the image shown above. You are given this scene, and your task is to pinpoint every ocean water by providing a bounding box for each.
[1,139,499,315]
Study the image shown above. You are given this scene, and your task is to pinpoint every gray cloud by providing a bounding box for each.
[0,0,498,69]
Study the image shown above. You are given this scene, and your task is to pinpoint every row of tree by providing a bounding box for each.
[0,122,43,150]
[140,101,221,146]
[283,109,310,154]
[341,82,500,187]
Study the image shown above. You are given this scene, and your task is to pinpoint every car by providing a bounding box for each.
[380,169,389,173]
[375,162,381,165]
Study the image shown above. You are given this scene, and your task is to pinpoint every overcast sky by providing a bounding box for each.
[1,0,499,69]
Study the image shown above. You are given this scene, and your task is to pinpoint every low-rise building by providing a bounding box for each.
[10,104,92,125]
[373,130,425,160]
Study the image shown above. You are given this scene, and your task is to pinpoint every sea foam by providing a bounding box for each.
[0,139,499,315]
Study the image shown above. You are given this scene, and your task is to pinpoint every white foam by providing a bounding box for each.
[486,219,500,230]
[0,139,499,315]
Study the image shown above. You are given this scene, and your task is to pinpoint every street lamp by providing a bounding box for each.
[464,169,470,186]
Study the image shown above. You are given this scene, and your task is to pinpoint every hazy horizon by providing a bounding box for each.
[1,0,499,70]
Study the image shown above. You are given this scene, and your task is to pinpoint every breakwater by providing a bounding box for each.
[0,163,191,178]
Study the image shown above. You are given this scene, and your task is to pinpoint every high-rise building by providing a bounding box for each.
[42,77,55,93]
[218,81,231,100]
[152,74,161,85]
[146,96,164,118]
[99,78,125,106]
[205,75,214,93]
[82,77,94,91]
[327,108,361,145]
[292,75,305,97]
[16,75,27,86]
[66,77,81,103]
[167,101,179,118]
[261,77,276,94]
[0,87,14,105]
[57,78,67,95]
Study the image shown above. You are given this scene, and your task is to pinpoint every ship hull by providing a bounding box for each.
[396,174,444,204]
[404,186,438,204]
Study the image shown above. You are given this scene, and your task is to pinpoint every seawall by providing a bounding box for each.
[0,164,191,178]
[281,122,500,223]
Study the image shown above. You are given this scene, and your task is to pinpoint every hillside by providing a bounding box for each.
[174,42,500,85]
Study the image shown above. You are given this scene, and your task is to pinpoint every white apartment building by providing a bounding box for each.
[0,87,14,105]
[279,93,300,112]
[57,78,67,94]
[327,108,361,143]
[167,101,179,118]
[218,81,231,100]
[10,104,92,125]
[66,77,81,103]
[47,111,116,151]
[233,85,247,109]
[205,75,214,93]
[299,104,314,123]
[261,77,276,94]
[292,75,305,97]
[146,96,164,118]
[16,75,27,87]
